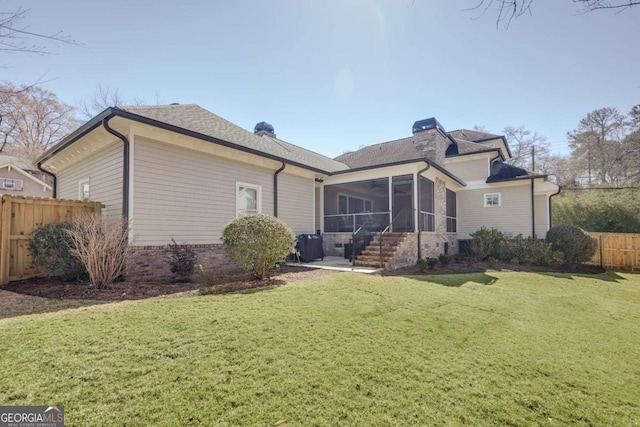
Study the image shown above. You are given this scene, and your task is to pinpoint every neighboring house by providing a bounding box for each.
[0,155,53,198]
[37,105,559,278]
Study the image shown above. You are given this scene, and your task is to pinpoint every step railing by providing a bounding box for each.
[351,217,378,269]
[378,208,414,267]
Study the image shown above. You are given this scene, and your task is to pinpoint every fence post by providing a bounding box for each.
[0,195,12,285]
[599,234,604,269]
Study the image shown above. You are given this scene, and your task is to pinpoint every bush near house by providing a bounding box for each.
[66,214,130,288]
[28,222,87,281]
[501,235,564,267]
[417,257,439,272]
[221,214,296,280]
[167,239,198,282]
[546,224,598,266]
[469,227,505,261]
[467,227,564,268]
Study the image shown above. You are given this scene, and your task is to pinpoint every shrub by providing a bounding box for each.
[546,224,598,266]
[470,227,505,261]
[196,264,216,286]
[167,239,198,282]
[221,214,295,280]
[417,257,438,272]
[66,214,130,288]
[438,253,452,266]
[28,222,86,280]
[502,235,563,267]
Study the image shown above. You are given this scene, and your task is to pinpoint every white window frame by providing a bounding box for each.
[1,177,23,191]
[484,192,501,207]
[79,178,90,202]
[337,193,373,214]
[236,182,262,217]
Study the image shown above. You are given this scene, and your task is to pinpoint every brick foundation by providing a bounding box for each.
[125,244,241,282]
[321,233,353,257]
[418,233,458,259]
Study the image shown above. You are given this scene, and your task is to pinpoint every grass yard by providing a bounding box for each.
[1,271,640,426]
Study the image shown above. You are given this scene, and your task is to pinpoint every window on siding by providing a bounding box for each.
[79,179,90,201]
[446,189,457,233]
[237,182,262,216]
[1,178,23,191]
[484,192,501,207]
[419,177,435,232]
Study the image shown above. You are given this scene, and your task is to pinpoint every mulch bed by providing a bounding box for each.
[2,265,339,301]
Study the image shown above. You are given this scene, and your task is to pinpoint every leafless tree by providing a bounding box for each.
[467,0,639,27]
[1,8,77,62]
[0,83,78,163]
[503,126,550,171]
[77,85,147,120]
[543,154,584,187]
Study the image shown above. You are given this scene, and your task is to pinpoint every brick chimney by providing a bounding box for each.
[412,118,451,165]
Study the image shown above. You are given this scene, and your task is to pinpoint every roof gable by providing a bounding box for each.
[120,105,349,173]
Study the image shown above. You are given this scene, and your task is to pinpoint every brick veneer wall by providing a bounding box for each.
[322,233,352,257]
[126,244,241,282]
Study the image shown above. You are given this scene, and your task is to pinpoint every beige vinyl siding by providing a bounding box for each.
[278,173,314,234]
[0,167,51,198]
[534,194,549,238]
[56,142,123,217]
[133,138,274,246]
[446,158,489,182]
[458,184,533,239]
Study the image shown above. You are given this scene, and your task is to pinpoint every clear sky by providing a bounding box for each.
[2,0,639,158]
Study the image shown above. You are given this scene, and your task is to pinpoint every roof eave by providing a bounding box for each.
[37,107,117,165]
[474,135,513,158]
[39,107,335,176]
[486,174,548,184]
[446,147,504,160]
[330,158,466,187]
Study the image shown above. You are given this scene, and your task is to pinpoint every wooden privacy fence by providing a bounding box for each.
[587,232,640,271]
[0,195,103,285]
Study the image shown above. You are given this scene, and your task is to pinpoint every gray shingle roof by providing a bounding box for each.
[334,136,418,168]
[121,104,348,173]
[0,155,36,170]
[449,129,502,142]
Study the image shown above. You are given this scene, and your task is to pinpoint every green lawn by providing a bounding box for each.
[1,271,640,426]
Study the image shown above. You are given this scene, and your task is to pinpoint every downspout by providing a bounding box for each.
[417,161,431,259]
[37,162,57,198]
[548,186,562,229]
[273,162,286,218]
[531,178,536,238]
[102,117,130,218]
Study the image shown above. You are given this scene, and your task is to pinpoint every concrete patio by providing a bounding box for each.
[286,256,382,274]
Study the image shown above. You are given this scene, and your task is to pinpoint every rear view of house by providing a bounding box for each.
[37,104,559,278]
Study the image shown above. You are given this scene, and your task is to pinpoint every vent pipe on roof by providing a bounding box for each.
[254,121,276,138]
